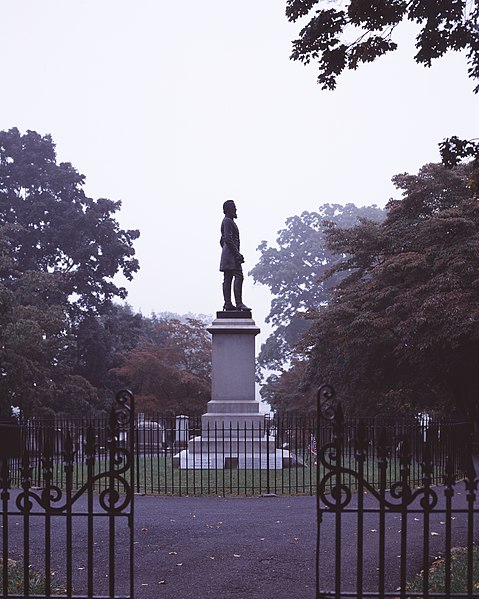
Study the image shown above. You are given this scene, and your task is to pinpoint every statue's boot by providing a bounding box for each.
[233,278,251,311]
[222,280,236,311]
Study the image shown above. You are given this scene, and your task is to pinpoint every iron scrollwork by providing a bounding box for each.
[15,389,135,515]
[316,385,352,509]
[315,385,442,512]
[317,384,338,422]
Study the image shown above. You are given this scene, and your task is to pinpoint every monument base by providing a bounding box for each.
[173,438,300,470]
[216,309,252,319]
[174,311,285,469]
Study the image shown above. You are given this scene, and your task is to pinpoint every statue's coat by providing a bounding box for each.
[220,216,242,271]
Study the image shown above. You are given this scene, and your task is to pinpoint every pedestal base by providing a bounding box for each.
[173,435,295,469]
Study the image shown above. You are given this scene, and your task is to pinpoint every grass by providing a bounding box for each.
[406,546,479,596]
[135,457,318,496]
[124,454,452,496]
[0,558,63,595]
[10,453,453,496]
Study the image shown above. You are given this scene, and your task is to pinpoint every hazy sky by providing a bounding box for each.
[2,1,478,344]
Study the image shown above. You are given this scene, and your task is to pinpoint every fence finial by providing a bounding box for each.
[317,384,337,421]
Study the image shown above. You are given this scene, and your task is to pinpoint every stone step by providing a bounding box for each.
[173,448,289,470]
[201,414,268,437]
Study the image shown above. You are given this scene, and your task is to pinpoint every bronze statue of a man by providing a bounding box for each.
[219,200,250,311]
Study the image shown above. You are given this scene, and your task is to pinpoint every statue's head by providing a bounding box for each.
[223,200,237,218]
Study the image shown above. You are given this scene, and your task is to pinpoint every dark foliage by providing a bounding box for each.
[286,0,479,92]
[302,162,479,419]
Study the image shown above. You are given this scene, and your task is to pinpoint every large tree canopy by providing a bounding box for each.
[0,128,140,317]
[286,1,479,181]
[0,128,140,417]
[301,162,479,419]
[0,128,213,419]
[286,0,479,91]
[112,317,212,415]
[249,203,385,373]
[0,265,99,418]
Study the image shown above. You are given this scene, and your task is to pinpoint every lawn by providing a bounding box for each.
[406,546,479,596]
[10,452,454,496]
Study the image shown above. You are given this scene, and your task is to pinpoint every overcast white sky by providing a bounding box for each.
[2,1,478,344]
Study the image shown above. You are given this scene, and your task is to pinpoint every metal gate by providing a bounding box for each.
[1,389,135,599]
[315,385,478,599]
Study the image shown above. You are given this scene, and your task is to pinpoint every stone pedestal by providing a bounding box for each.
[175,311,284,469]
[202,311,263,434]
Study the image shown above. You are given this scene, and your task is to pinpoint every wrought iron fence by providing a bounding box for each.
[7,410,469,497]
[315,385,477,599]
[1,390,135,599]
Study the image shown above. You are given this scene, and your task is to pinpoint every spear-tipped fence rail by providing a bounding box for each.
[314,385,478,599]
[0,389,135,599]
[6,410,469,498]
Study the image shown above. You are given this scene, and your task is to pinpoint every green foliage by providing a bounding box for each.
[111,317,212,415]
[286,0,479,92]
[407,546,479,595]
[0,128,214,418]
[286,1,479,180]
[302,162,479,418]
[249,203,385,380]
[0,128,140,318]
[0,128,140,417]
[0,268,102,418]
[0,269,69,417]
[259,358,317,413]
[440,135,479,195]
[0,559,60,595]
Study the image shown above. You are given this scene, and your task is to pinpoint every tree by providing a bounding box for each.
[0,128,140,416]
[249,203,385,373]
[0,128,140,318]
[0,266,98,418]
[72,304,144,403]
[112,317,212,415]
[259,358,316,413]
[286,0,479,91]
[286,1,479,184]
[301,162,479,419]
